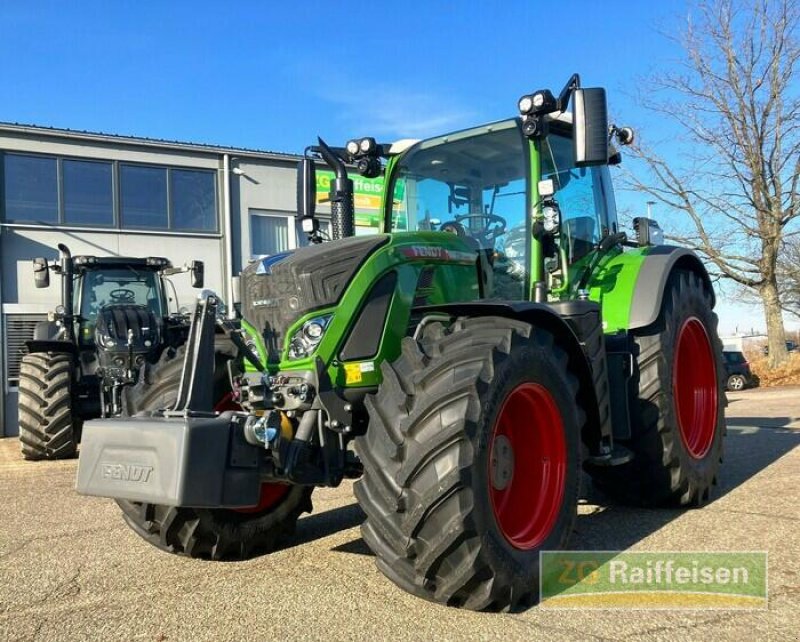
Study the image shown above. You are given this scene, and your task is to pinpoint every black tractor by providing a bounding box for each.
[18,243,205,460]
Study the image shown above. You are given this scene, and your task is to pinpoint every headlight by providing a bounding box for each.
[288,315,332,360]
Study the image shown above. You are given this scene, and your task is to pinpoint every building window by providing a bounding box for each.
[3,154,58,223]
[63,159,114,226]
[251,210,292,257]
[2,152,218,233]
[170,169,216,231]
[120,165,169,229]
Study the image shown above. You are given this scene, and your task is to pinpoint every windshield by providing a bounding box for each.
[78,268,163,323]
[388,120,528,298]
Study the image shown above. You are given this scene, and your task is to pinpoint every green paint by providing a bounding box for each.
[585,247,649,333]
[528,137,542,298]
[274,232,481,388]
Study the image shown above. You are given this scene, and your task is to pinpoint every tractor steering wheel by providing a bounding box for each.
[453,213,507,245]
[109,288,136,303]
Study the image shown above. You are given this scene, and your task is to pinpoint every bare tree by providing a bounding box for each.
[625,0,800,367]
[779,236,800,317]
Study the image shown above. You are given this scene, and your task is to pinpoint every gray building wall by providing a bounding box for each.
[0,124,302,437]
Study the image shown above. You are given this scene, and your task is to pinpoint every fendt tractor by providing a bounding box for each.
[18,245,205,460]
[77,75,725,611]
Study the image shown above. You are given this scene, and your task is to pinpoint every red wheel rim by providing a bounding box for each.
[488,382,567,550]
[214,394,290,513]
[233,482,290,514]
[213,392,241,413]
[673,317,718,459]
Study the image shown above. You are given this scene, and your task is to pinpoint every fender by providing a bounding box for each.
[588,245,714,333]
[33,320,61,341]
[25,339,78,355]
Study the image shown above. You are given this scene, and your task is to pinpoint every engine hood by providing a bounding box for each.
[240,235,389,361]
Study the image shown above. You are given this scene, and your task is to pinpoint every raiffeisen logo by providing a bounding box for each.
[540,551,767,609]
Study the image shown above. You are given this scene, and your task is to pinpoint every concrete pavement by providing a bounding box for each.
[1,387,798,641]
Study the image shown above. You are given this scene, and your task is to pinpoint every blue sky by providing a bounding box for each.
[0,0,794,334]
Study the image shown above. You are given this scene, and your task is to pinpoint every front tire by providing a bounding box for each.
[588,269,725,506]
[117,348,313,560]
[18,352,79,460]
[355,317,583,611]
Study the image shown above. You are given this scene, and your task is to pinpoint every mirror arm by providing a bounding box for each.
[556,73,581,112]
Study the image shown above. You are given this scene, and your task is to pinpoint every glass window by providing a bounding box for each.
[170,169,216,231]
[723,351,746,365]
[3,154,58,223]
[389,120,528,298]
[251,211,290,256]
[120,165,168,228]
[63,159,113,226]
[390,122,527,246]
[77,268,162,344]
[542,133,607,264]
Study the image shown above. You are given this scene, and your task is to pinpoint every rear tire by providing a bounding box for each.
[355,316,583,611]
[18,352,79,460]
[117,347,313,560]
[588,270,725,506]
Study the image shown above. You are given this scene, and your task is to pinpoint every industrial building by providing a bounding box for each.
[0,122,379,436]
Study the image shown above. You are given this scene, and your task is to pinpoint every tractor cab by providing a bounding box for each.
[71,258,169,349]
[385,114,622,303]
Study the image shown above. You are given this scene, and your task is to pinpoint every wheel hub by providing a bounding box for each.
[490,435,514,490]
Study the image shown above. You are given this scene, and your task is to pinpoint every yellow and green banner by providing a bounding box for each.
[316,170,405,231]
[540,551,767,609]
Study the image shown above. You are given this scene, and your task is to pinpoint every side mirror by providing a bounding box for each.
[573,88,609,167]
[190,260,205,288]
[33,258,50,288]
[633,217,664,247]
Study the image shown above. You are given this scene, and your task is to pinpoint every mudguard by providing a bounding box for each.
[588,245,714,333]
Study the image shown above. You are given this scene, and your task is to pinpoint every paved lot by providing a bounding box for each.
[1,387,799,641]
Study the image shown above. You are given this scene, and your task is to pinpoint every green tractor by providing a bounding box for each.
[76,75,724,611]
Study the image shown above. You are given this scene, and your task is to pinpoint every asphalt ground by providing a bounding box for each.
[1,386,799,642]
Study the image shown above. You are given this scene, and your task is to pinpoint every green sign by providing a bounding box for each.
[316,170,405,230]
[540,551,767,609]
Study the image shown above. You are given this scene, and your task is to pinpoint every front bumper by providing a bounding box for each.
[75,411,264,508]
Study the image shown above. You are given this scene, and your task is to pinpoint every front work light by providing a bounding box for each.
[288,314,333,360]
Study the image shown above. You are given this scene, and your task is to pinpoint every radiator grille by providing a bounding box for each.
[5,314,45,386]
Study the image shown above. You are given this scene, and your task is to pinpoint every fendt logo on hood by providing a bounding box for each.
[101,463,153,483]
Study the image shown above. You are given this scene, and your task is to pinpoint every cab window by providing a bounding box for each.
[76,269,162,345]
[388,120,529,298]
[541,131,612,264]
